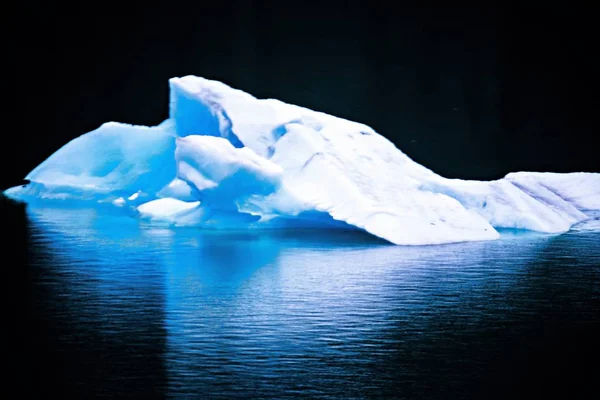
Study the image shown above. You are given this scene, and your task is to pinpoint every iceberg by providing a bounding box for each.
[4,76,599,245]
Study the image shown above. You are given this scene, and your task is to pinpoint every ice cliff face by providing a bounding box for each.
[5,76,599,245]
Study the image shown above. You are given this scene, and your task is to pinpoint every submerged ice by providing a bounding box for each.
[5,76,599,245]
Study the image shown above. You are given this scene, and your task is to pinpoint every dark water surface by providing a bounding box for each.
[7,201,600,398]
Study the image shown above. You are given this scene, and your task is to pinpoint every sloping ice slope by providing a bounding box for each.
[5,76,599,245]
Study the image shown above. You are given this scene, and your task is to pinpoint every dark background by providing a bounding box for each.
[5,4,598,191]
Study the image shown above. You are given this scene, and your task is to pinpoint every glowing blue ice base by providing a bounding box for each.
[5,76,600,245]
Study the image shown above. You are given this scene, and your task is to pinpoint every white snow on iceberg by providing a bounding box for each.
[4,76,600,245]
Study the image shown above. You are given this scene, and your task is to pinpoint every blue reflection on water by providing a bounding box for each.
[24,206,600,398]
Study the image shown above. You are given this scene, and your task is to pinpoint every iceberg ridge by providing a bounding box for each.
[5,76,599,245]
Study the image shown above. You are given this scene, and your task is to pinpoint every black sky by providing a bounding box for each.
[6,5,598,190]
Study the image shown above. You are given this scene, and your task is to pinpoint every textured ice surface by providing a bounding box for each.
[5,76,600,245]
[6,120,176,206]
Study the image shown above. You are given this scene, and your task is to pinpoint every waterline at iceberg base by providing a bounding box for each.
[4,76,599,245]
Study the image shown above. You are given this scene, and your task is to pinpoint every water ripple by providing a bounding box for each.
[20,206,600,399]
